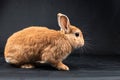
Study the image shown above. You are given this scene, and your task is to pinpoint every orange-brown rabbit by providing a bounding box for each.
[4,13,84,70]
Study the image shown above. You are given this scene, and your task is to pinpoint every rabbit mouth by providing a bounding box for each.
[77,42,85,48]
[81,42,85,47]
[74,44,84,49]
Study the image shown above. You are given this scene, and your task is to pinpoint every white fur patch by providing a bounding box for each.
[36,61,46,64]
[5,58,10,63]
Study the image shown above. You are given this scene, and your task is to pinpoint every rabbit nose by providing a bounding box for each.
[81,39,85,47]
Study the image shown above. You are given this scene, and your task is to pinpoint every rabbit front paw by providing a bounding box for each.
[56,62,69,71]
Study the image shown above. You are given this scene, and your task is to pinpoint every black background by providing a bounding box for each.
[0,0,120,55]
[1,1,120,79]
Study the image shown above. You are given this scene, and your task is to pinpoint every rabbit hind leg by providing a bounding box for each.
[5,57,35,68]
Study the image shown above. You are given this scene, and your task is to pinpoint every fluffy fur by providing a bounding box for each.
[4,13,84,70]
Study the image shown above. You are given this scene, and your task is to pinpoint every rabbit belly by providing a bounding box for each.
[41,43,72,62]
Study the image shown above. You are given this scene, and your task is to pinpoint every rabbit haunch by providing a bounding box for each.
[4,13,84,70]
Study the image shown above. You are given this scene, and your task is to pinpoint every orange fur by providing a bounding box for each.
[4,13,84,70]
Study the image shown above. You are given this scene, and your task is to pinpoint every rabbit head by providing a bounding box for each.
[58,13,84,49]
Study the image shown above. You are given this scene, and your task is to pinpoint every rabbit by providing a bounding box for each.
[4,13,84,71]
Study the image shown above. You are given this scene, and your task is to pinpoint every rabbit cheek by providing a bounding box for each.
[74,39,81,48]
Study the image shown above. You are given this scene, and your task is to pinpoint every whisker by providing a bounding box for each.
[83,46,87,53]
[78,25,95,56]
[80,47,85,54]
[85,43,94,50]
[78,38,95,56]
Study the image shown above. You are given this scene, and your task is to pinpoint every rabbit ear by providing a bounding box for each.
[57,13,71,33]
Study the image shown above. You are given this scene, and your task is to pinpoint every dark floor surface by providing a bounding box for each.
[0,53,120,80]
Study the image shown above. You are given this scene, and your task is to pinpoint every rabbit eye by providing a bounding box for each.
[75,32,79,37]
